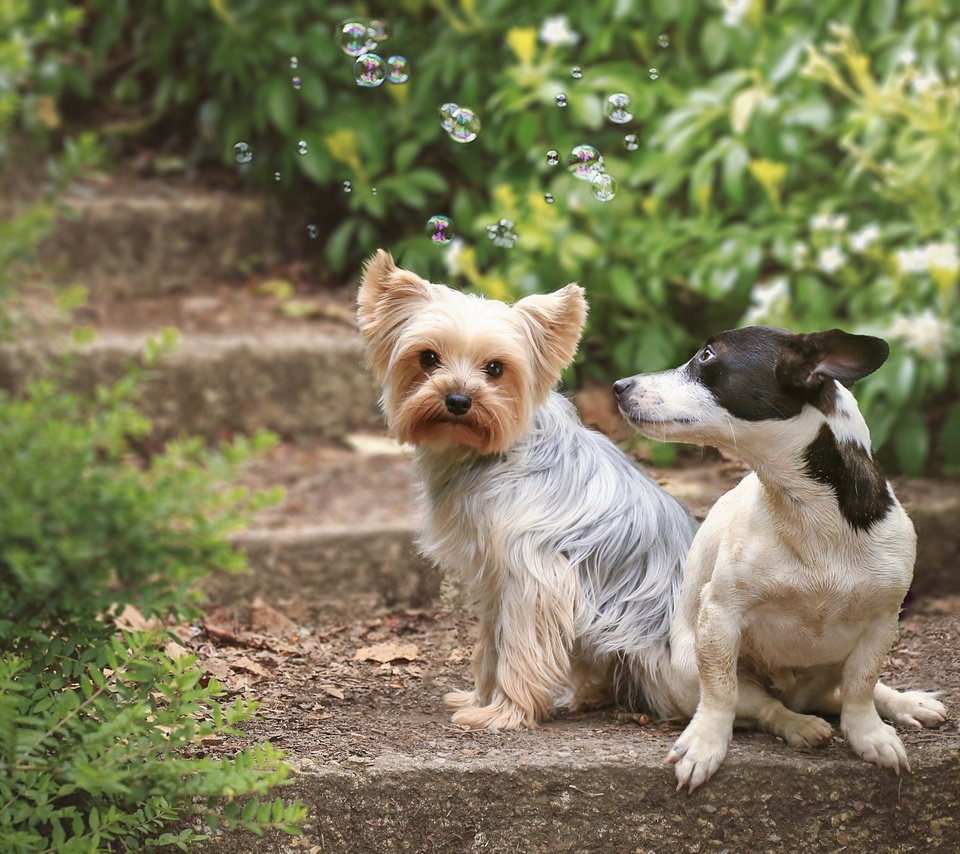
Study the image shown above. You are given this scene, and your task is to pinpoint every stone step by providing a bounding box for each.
[200,607,960,853]
[25,178,294,298]
[213,442,960,620]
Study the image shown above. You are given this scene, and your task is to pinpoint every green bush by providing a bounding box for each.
[0,358,307,851]
[11,0,960,471]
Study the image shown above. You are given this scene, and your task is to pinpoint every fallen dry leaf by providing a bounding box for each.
[354,641,420,664]
[250,597,297,636]
[231,655,273,678]
[164,640,190,660]
[114,604,158,633]
[321,685,345,700]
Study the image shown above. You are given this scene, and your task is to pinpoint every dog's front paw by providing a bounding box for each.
[882,691,947,729]
[443,689,480,711]
[450,697,536,731]
[843,719,910,774]
[665,716,732,793]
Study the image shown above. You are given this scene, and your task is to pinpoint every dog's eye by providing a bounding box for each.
[698,346,716,363]
[419,350,441,370]
[483,361,504,379]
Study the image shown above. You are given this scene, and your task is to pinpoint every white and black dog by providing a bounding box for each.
[615,326,946,792]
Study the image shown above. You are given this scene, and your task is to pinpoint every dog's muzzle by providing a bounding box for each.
[445,392,472,416]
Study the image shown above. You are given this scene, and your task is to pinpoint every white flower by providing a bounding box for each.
[539,15,580,47]
[722,0,751,26]
[810,212,847,232]
[897,49,917,66]
[817,246,846,274]
[743,277,790,324]
[895,246,927,274]
[850,223,880,253]
[912,70,942,95]
[891,310,951,358]
[791,242,809,268]
[443,238,467,275]
[924,241,959,275]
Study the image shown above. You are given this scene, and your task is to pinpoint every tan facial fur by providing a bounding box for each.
[357,249,587,455]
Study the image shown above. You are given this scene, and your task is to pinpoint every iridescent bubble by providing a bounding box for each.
[555,93,568,108]
[448,107,480,143]
[544,193,555,204]
[567,144,604,181]
[426,214,454,245]
[273,171,282,181]
[307,224,319,239]
[657,34,670,48]
[292,75,302,90]
[571,66,583,80]
[546,149,559,166]
[297,140,308,155]
[439,102,459,133]
[368,19,388,43]
[649,67,659,80]
[371,186,378,196]
[386,55,410,84]
[605,93,633,125]
[233,141,253,164]
[591,172,617,202]
[624,133,639,152]
[343,180,352,193]
[339,21,374,56]
[486,218,519,249]
[354,54,386,88]
[290,56,299,69]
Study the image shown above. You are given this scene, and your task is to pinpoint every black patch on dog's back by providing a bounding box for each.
[802,423,894,531]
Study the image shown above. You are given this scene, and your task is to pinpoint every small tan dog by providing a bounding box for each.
[358,250,695,730]
[615,326,947,791]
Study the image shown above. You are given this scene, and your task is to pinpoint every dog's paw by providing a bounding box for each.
[450,697,536,731]
[881,690,947,729]
[843,720,911,774]
[775,710,834,749]
[443,689,480,711]
[664,717,731,793]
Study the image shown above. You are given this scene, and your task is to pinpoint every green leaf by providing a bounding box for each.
[894,410,929,476]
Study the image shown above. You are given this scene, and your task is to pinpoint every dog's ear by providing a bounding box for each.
[512,284,588,393]
[357,249,433,379]
[777,329,890,390]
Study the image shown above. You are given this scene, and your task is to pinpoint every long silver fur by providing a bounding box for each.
[417,391,696,719]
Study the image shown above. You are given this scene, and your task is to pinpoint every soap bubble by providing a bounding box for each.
[339,21,374,56]
[546,149,559,166]
[571,66,583,79]
[439,102,459,133]
[544,193,555,204]
[371,186,378,196]
[233,141,253,164]
[486,218,519,249]
[354,54,386,88]
[624,133,639,151]
[448,107,480,143]
[590,172,617,202]
[386,55,410,84]
[555,93,568,108]
[426,215,454,244]
[368,19,388,42]
[307,224,319,239]
[605,93,633,125]
[297,140,308,155]
[292,75,302,90]
[649,67,659,80]
[657,34,670,48]
[273,171,281,181]
[289,56,298,69]
[343,180,352,193]
[567,144,603,181]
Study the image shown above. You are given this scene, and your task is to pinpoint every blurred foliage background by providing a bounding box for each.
[5,0,960,474]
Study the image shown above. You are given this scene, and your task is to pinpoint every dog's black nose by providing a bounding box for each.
[445,392,472,416]
[612,378,635,398]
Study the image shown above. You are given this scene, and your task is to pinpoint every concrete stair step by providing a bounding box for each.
[199,606,960,853]
[214,441,960,620]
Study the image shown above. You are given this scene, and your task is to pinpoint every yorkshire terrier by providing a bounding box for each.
[357,249,695,730]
